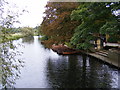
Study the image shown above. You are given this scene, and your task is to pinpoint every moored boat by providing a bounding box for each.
[62,51,81,55]
[52,44,81,55]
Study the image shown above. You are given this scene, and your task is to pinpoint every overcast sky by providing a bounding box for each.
[6,0,49,27]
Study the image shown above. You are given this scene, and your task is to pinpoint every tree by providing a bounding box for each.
[0,0,24,88]
[21,27,34,37]
[100,2,120,43]
[41,2,80,46]
[70,2,120,50]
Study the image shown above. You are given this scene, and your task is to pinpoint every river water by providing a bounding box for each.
[11,36,119,88]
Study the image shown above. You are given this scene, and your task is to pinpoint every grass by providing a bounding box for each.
[8,33,24,40]
[0,33,24,43]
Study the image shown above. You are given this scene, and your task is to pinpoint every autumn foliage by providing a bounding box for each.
[41,2,80,46]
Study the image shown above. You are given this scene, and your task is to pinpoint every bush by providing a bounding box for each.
[39,36,48,41]
[107,37,119,43]
[64,42,73,48]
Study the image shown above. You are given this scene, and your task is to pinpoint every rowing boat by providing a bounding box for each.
[52,44,80,55]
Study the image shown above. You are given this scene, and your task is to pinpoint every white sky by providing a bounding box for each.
[6,0,49,27]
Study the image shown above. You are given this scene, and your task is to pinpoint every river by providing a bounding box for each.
[9,36,119,88]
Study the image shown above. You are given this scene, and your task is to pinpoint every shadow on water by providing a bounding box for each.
[46,54,119,88]
[22,36,34,44]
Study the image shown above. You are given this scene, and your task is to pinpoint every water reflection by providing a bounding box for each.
[8,36,119,88]
[22,36,34,44]
[47,54,119,88]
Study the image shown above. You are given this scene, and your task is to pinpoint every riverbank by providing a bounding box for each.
[0,33,24,43]
[80,49,120,68]
[0,33,35,43]
[8,33,24,40]
[50,44,120,68]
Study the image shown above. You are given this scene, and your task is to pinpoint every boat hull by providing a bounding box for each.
[52,44,81,55]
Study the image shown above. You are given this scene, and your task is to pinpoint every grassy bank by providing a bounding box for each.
[0,33,24,43]
[8,33,24,40]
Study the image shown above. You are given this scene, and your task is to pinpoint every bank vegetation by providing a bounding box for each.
[40,2,120,50]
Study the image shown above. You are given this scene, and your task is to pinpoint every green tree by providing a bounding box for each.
[70,2,120,50]
[21,27,34,37]
[0,0,24,88]
[100,2,120,42]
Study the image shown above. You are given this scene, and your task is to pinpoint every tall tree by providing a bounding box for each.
[70,2,120,50]
[41,2,80,45]
[100,2,120,43]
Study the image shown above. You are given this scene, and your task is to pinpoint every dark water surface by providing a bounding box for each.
[13,36,119,88]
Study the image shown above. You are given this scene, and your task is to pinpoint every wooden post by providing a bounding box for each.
[106,34,110,42]
[97,39,101,50]
[97,38,103,50]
